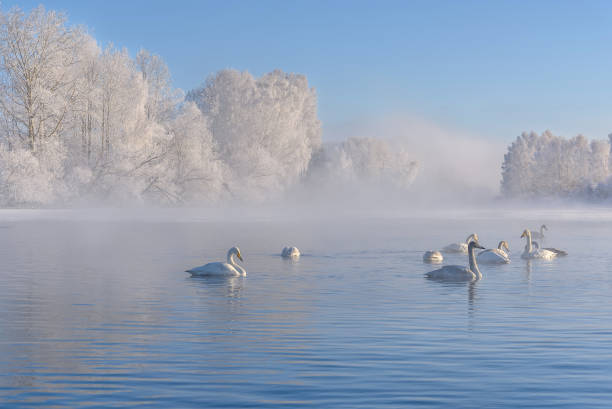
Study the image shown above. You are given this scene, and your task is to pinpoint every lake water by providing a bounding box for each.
[0,210,611,408]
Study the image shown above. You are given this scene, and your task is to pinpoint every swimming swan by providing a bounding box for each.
[281,246,301,258]
[477,240,510,264]
[423,250,443,263]
[531,224,547,239]
[426,241,485,281]
[186,247,246,276]
[443,233,478,254]
[520,230,557,260]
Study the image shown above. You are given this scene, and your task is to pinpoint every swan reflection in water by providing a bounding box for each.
[425,275,479,322]
[189,274,245,300]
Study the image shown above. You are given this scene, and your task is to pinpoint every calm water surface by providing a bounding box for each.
[0,214,611,407]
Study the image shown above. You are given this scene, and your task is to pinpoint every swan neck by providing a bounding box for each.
[526,232,532,253]
[468,245,481,278]
[227,252,245,275]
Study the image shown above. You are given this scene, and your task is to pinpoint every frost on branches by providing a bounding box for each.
[501,131,612,199]
[187,69,322,201]
[0,6,419,207]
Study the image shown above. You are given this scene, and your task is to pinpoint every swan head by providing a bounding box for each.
[541,224,548,231]
[465,233,479,243]
[468,241,485,251]
[229,246,243,262]
[498,240,509,252]
[520,229,531,239]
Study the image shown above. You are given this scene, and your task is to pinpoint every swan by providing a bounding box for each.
[425,241,485,281]
[423,250,443,263]
[442,233,478,254]
[477,240,510,264]
[186,247,246,276]
[520,230,557,260]
[533,241,568,257]
[531,224,547,239]
[281,246,300,258]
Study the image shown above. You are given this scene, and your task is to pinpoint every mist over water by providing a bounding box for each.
[1,211,612,408]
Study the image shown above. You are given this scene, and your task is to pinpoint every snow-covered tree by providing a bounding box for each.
[501,131,611,198]
[0,6,426,207]
[187,69,322,201]
[0,6,85,152]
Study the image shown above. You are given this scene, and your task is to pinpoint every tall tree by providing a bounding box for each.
[0,6,84,151]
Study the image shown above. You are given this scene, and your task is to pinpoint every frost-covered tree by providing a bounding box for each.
[135,49,180,123]
[0,6,85,152]
[187,69,321,200]
[158,102,226,203]
[0,6,427,207]
[307,137,419,189]
[501,131,611,198]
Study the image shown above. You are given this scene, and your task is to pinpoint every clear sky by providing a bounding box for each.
[4,0,612,141]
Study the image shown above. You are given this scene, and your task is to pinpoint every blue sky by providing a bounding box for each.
[5,0,612,141]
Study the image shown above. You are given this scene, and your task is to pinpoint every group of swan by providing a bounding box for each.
[425,226,567,281]
[186,225,567,281]
[186,245,301,277]
[520,229,567,259]
[426,233,505,264]
[426,241,485,281]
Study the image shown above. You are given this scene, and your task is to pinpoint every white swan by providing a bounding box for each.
[423,250,443,263]
[477,240,510,264]
[281,246,300,259]
[426,241,485,281]
[531,224,547,239]
[520,230,556,260]
[443,233,478,254]
[186,247,246,276]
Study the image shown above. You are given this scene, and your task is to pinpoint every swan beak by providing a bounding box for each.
[476,244,485,249]
[237,253,243,261]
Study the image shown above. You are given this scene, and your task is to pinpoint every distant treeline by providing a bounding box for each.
[501,131,612,200]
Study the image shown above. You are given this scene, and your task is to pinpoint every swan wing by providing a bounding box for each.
[544,248,567,256]
[522,249,556,260]
[477,249,510,264]
[186,262,240,276]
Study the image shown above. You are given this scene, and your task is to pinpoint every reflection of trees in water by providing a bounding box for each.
[0,222,184,403]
